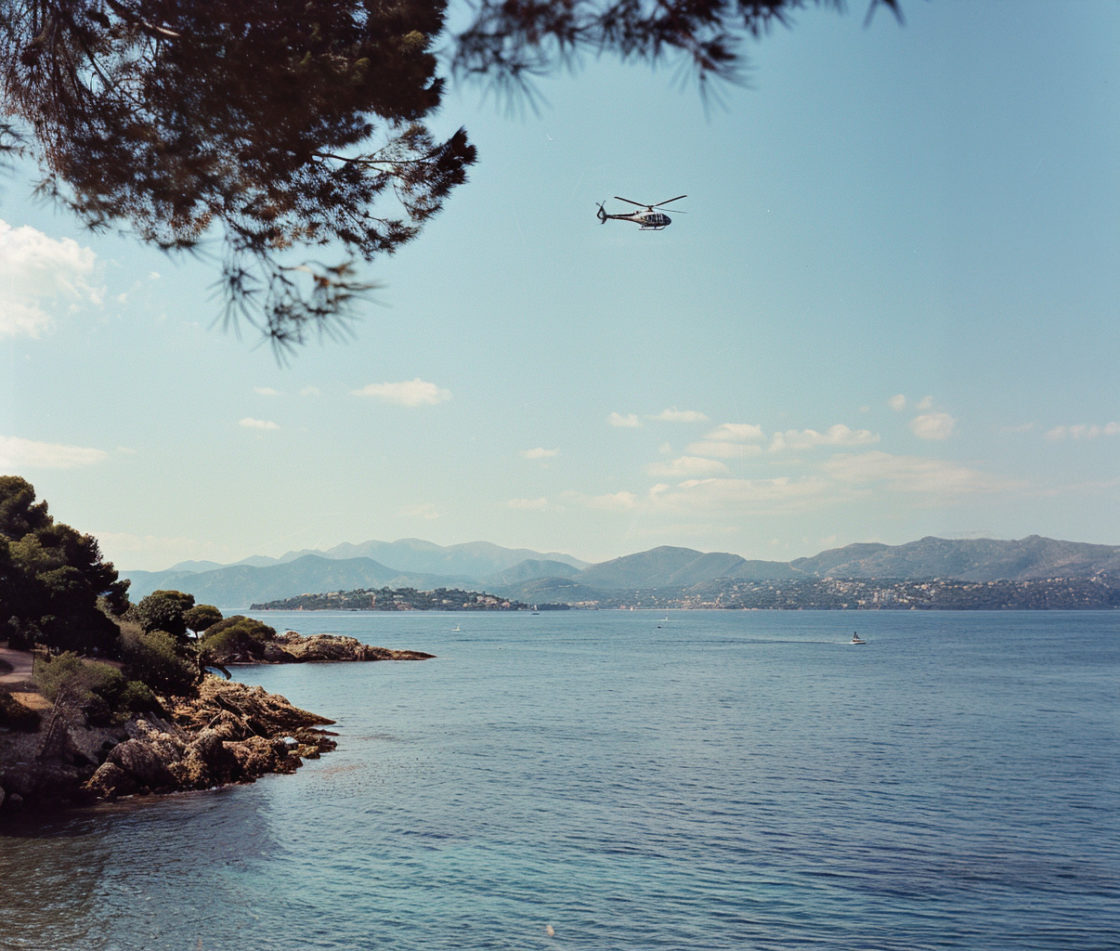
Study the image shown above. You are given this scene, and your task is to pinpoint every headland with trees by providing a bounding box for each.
[0,476,430,813]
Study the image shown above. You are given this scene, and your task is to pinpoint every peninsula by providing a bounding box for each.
[0,478,433,813]
[0,627,433,812]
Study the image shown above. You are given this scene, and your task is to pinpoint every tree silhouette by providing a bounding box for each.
[450,0,900,104]
[0,1,899,351]
[0,476,128,654]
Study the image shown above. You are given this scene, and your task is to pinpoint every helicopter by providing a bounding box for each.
[596,195,686,231]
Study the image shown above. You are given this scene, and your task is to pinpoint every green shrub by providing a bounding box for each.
[117,679,159,714]
[199,615,276,662]
[118,624,200,696]
[32,651,132,724]
[33,651,92,701]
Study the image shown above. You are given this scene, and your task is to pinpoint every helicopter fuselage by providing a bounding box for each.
[596,207,672,230]
[629,211,671,230]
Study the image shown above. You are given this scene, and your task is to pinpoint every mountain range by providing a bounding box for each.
[120,535,1120,609]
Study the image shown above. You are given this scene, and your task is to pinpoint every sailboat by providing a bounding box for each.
[850,632,866,645]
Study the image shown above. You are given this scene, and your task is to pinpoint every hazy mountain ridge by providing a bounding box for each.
[212,539,588,576]
[790,535,1120,582]
[126,554,478,608]
[122,535,1120,608]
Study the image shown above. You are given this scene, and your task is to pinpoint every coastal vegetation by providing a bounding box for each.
[0,477,428,812]
[252,586,533,612]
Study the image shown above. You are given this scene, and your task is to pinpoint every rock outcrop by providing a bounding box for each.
[269,632,435,663]
[209,630,436,666]
[1,635,433,812]
[1,677,337,811]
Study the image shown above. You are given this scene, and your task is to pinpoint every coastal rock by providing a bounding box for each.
[272,632,435,663]
[229,735,292,778]
[177,678,336,734]
[106,737,181,792]
[176,727,240,788]
[201,627,435,668]
[1,631,417,811]
[84,761,138,800]
[260,641,298,663]
[52,678,337,806]
[1,757,91,807]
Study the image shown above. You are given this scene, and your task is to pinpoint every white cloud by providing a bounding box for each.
[1045,422,1120,441]
[647,456,730,478]
[0,435,108,469]
[917,395,935,410]
[253,386,281,397]
[299,386,322,398]
[686,422,766,458]
[239,417,279,431]
[686,439,765,459]
[888,394,907,412]
[824,451,1017,496]
[608,412,641,428]
[507,496,549,511]
[769,424,879,452]
[521,447,559,461]
[352,378,451,407]
[565,476,832,518]
[0,220,103,338]
[909,412,956,441]
[399,502,440,520]
[653,476,834,513]
[652,408,709,423]
[706,422,765,443]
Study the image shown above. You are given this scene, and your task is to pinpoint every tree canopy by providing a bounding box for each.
[0,475,129,654]
[0,1,899,351]
[133,589,196,640]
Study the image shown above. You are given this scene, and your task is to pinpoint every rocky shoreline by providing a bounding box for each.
[216,631,436,666]
[0,633,434,812]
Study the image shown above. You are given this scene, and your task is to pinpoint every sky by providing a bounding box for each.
[2,0,1118,572]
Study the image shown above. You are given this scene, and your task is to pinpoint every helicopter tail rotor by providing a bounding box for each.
[596,202,607,224]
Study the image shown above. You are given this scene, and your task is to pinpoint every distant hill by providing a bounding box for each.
[484,559,583,587]
[121,535,1120,609]
[791,535,1120,582]
[123,541,589,607]
[578,546,795,589]
[224,538,588,576]
[125,554,477,608]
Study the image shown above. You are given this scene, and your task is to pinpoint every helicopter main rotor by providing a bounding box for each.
[615,195,687,210]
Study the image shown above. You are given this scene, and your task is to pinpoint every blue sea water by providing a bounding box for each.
[1,610,1117,951]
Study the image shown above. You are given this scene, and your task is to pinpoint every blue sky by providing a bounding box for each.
[2,0,1118,571]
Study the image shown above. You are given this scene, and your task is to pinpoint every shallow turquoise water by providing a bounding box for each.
[2,610,1117,950]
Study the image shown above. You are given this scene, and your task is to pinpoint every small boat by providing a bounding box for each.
[850,633,865,645]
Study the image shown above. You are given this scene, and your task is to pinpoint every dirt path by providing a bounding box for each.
[0,645,34,685]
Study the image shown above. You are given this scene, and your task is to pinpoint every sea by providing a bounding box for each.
[1,610,1117,951]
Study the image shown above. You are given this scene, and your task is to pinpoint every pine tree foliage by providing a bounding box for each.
[0,1,898,350]
[0,476,128,654]
[0,0,477,350]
